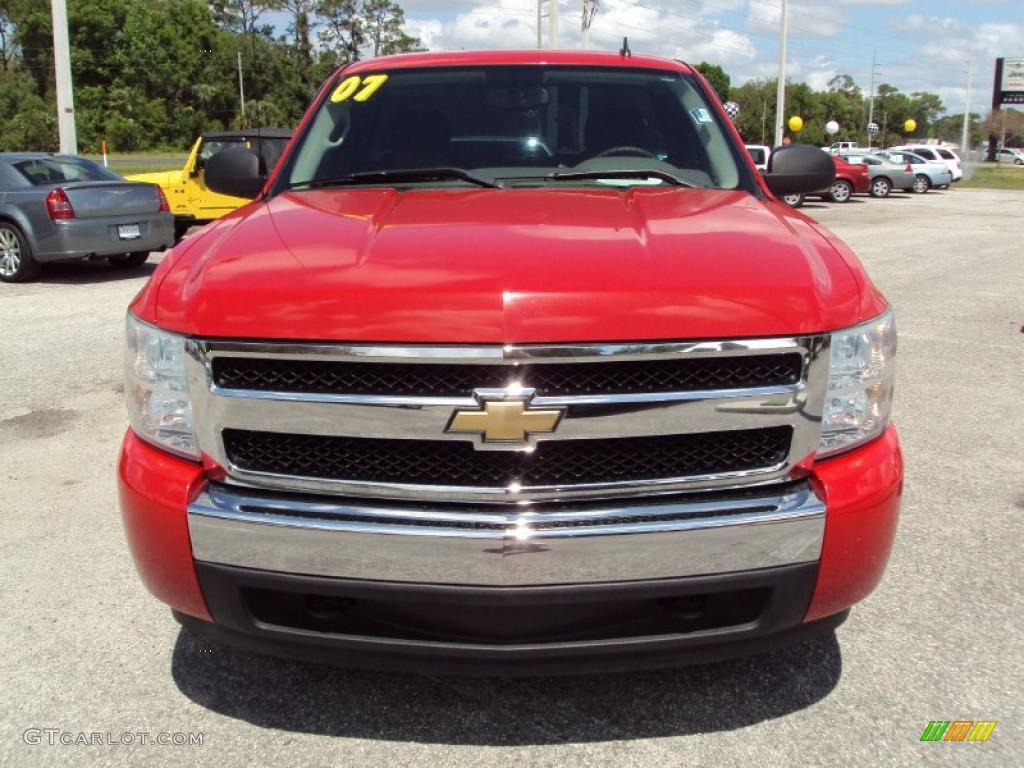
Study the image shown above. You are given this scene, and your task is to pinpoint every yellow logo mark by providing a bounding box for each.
[447,400,563,444]
[967,722,997,742]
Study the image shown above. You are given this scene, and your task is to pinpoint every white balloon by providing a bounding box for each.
[825,120,840,135]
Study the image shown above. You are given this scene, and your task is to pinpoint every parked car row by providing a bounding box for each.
[0,128,293,283]
[747,144,959,209]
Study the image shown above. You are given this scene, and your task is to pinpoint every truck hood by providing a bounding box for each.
[152,187,873,343]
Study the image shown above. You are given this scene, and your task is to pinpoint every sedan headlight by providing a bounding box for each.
[124,313,199,460]
[818,309,896,457]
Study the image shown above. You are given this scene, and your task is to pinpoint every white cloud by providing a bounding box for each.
[407,0,758,65]
[398,1,1020,117]
[747,0,846,38]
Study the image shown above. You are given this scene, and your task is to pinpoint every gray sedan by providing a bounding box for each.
[841,151,952,197]
[0,153,174,282]
[877,150,953,193]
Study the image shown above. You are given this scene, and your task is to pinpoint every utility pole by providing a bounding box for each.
[237,51,246,121]
[537,0,543,48]
[549,0,559,49]
[581,0,599,50]
[961,51,973,157]
[50,0,77,154]
[772,0,788,147]
[867,49,879,148]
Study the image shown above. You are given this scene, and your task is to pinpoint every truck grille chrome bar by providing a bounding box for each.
[185,337,829,503]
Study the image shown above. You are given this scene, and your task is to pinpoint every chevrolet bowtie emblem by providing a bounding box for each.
[446,389,564,449]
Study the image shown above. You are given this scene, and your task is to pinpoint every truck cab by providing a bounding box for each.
[126,128,291,240]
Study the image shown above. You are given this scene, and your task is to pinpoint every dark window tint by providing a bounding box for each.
[286,66,744,190]
[13,157,120,185]
[199,136,290,174]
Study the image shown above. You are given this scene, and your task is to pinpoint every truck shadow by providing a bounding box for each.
[170,628,841,744]
[35,259,159,285]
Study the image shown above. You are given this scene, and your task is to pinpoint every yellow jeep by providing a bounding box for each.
[127,128,291,240]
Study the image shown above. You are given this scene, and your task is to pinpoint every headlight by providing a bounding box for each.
[818,309,896,457]
[124,313,199,460]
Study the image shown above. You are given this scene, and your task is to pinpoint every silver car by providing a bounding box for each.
[0,153,174,282]
[876,150,953,193]
[842,151,951,197]
[996,147,1024,165]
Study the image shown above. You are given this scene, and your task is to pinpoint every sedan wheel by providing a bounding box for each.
[0,223,40,283]
[870,178,891,198]
[782,193,805,208]
[829,180,853,203]
[912,175,931,194]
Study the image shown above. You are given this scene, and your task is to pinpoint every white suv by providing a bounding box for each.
[889,145,962,183]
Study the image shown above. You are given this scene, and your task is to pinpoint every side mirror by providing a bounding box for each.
[764,144,836,196]
[204,148,264,198]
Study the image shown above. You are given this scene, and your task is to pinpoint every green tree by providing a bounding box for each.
[282,0,316,82]
[317,0,362,65]
[364,0,420,56]
[694,61,730,102]
[730,78,775,145]
[0,69,55,149]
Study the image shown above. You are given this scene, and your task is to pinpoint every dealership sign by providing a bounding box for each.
[994,58,1024,105]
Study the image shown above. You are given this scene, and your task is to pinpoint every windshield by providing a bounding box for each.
[283,65,744,190]
[13,157,120,185]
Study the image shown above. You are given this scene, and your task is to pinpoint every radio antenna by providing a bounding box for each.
[619,37,631,58]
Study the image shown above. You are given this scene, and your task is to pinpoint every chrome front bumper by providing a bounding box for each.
[188,481,825,586]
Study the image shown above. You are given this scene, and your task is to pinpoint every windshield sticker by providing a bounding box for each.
[331,74,389,104]
[690,107,713,124]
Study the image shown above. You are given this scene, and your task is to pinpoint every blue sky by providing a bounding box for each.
[378,0,1023,115]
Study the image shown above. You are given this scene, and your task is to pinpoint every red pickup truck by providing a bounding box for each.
[119,50,901,674]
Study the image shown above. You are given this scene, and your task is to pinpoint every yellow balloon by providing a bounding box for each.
[788,115,804,133]
[904,119,917,133]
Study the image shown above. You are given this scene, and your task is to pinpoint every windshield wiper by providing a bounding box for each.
[544,169,696,187]
[289,167,502,190]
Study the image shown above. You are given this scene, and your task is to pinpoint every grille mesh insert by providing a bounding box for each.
[212,354,803,397]
[223,427,793,488]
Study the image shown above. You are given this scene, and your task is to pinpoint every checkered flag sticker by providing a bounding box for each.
[722,101,740,122]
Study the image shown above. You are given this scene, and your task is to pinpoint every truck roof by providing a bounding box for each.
[341,49,694,76]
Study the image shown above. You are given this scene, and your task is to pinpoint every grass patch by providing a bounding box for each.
[960,163,1024,190]
[83,152,186,177]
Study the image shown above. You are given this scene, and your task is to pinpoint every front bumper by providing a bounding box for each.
[118,426,902,671]
[34,213,174,262]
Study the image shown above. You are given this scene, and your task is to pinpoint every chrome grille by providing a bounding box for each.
[185,337,829,503]
[222,427,793,488]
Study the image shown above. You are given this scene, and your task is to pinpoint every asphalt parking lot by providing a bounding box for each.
[1,187,1022,766]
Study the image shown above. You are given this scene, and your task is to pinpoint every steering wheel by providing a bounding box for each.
[593,146,659,159]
